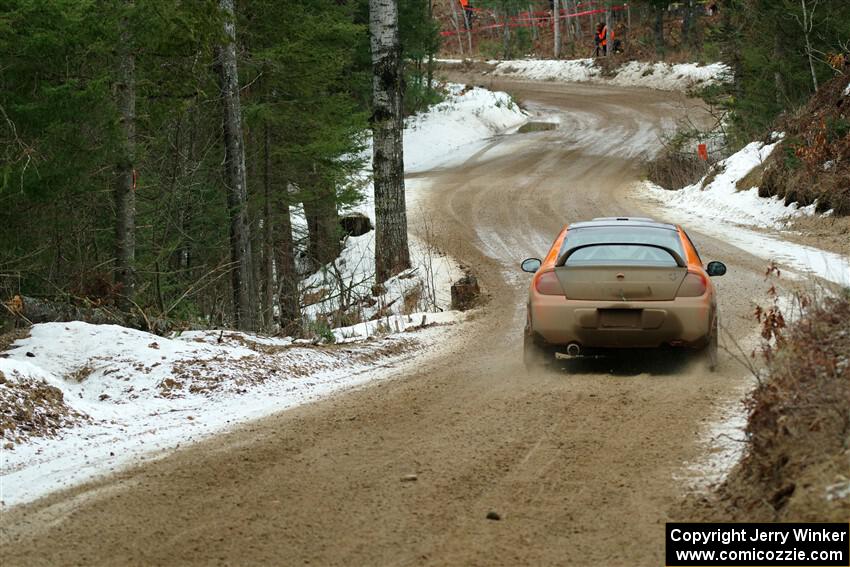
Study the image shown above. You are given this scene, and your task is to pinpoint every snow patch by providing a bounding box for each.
[494,58,599,83]
[304,83,524,325]
[404,83,528,172]
[639,138,850,286]
[0,81,526,507]
[0,320,459,506]
[679,394,749,490]
[489,59,731,92]
[301,227,463,325]
[643,140,802,230]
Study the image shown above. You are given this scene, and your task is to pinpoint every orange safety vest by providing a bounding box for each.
[598,25,608,46]
[459,0,469,7]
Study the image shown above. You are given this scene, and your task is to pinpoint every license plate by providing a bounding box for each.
[599,309,641,328]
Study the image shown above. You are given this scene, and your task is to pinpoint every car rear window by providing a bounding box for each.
[559,226,684,266]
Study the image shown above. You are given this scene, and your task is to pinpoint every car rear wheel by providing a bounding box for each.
[705,315,719,372]
[523,333,554,372]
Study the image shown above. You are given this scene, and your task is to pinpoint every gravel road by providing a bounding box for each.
[0,79,774,567]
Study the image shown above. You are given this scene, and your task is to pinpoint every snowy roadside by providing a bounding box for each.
[0,82,528,508]
[301,82,526,324]
[439,58,731,92]
[404,83,528,172]
[0,320,452,507]
[676,384,750,492]
[645,137,850,491]
[638,139,850,287]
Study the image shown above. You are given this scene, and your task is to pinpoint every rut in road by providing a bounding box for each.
[0,79,773,567]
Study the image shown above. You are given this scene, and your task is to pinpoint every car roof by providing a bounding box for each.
[568,217,679,231]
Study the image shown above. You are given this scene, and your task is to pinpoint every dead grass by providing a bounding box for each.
[760,75,850,216]
[0,373,86,445]
[0,327,30,353]
[699,164,722,190]
[690,291,850,522]
[66,364,94,383]
[645,150,710,189]
[517,121,557,133]
[784,214,850,258]
[735,163,764,191]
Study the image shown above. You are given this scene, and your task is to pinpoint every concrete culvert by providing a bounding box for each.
[339,212,373,237]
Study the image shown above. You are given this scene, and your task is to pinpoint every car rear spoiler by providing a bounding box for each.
[555,243,687,268]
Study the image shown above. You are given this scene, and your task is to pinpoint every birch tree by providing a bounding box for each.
[447,0,465,54]
[115,0,136,305]
[217,0,256,330]
[369,0,411,284]
[796,0,819,92]
[553,0,561,58]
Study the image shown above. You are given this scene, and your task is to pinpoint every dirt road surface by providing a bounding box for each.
[1,80,773,566]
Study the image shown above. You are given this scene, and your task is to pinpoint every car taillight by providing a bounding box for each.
[677,271,708,297]
[535,270,563,295]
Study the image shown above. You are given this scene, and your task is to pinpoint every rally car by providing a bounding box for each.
[521,217,725,371]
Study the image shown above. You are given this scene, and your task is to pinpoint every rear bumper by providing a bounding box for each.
[529,295,712,349]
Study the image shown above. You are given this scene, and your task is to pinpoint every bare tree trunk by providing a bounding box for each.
[502,9,511,58]
[370,0,411,284]
[447,0,465,54]
[553,0,561,58]
[465,6,473,53]
[262,125,275,329]
[302,180,340,267]
[115,0,136,306]
[681,0,693,45]
[216,0,256,331]
[774,33,788,107]
[460,0,472,53]
[529,4,537,41]
[277,185,300,335]
[567,0,581,42]
[427,0,434,91]
[654,3,665,55]
[605,1,612,56]
[800,0,819,92]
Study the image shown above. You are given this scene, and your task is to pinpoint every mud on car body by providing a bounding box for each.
[521,217,726,371]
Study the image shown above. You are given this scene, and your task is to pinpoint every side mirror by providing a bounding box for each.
[706,261,727,277]
[521,258,542,273]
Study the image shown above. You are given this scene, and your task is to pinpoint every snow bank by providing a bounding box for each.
[677,386,749,491]
[1,81,526,507]
[643,139,815,230]
[494,58,599,83]
[404,83,528,172]
[488,58,731,92]
[302,82,525,324]
[609,61,731,91]
[302,225,463,325]
[0,319,458,506]
[639,139,850,286]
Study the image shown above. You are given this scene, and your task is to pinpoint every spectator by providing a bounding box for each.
[595,22,608,57]
[460,0,474,30]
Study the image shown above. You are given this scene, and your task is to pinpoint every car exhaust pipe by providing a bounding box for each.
[566,343,581,356]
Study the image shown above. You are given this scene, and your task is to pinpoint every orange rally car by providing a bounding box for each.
[520,217,726,371]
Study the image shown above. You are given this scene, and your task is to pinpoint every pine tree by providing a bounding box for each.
[241,0,368,328]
